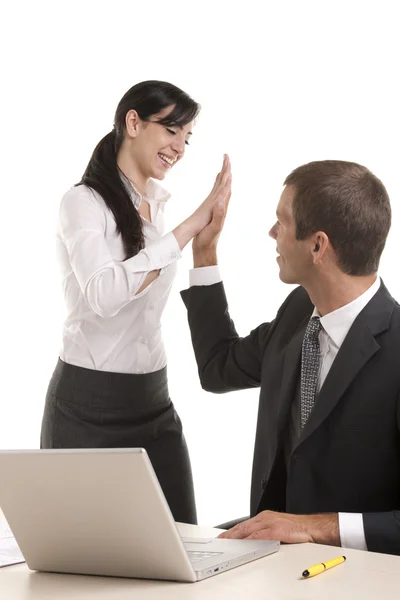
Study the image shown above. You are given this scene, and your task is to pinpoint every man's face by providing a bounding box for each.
[269,185,314,284]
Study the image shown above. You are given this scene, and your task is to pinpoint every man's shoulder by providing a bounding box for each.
[277,285,313,317]
[370,280,400,322]
[380,284,400,334]
[380,281,400,311]
[257,286,313,339]
[358,282,400,354]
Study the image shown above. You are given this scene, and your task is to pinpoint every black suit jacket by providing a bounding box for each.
[181,281,400,555]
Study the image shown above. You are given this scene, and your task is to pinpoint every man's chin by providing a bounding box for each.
[279,272,289,283]
[278,269,298,285]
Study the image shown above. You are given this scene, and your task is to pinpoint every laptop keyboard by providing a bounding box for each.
[187,551,223,564]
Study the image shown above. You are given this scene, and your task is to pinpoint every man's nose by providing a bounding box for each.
[269,223,277,239]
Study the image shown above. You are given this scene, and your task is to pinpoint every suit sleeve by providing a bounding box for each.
[363,511,400,555]
[180,282,280,393]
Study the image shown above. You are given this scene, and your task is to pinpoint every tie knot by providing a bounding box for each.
[305,316,321,340]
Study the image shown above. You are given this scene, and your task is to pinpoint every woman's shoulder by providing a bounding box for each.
[59,184,108,227]
[61,183,103,204]
[60,184,108,212]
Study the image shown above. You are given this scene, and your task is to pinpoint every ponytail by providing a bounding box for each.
[77,129,144,259]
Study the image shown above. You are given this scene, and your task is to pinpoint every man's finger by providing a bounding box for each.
[218,515,263,539]
[223,175,232,205]
[244,528,275,541]
[208,202,226,231]
[214,201,226,217]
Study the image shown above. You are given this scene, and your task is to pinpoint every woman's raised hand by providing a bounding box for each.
[172,155,232,250]
[192,155,231,232]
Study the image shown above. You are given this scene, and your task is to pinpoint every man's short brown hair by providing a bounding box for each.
[284,160,391,275]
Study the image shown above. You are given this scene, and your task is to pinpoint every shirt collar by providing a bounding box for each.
[311,276,381,349]
[119,172,171,210]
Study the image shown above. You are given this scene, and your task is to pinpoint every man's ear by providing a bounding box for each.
[312,232,329,263]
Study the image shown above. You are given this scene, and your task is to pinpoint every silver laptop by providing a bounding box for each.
[0,448,279,582]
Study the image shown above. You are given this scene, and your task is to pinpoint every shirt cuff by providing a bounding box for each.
[124,232,182,272]
[189,266,222,287]
[149,231,181,266]
[338,513,368,551]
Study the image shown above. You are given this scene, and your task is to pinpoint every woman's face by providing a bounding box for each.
[127,105,193,181]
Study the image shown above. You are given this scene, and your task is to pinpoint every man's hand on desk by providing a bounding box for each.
[217,511,340,546]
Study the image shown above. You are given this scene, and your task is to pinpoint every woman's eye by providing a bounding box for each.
[166,127,190,146]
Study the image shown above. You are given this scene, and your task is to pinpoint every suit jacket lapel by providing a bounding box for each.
[276,315,309,435]
[295,281,394,449]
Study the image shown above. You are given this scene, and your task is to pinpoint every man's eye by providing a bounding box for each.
[185,140,190,146]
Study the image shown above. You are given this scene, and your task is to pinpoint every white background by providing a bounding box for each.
[1,0,399,526]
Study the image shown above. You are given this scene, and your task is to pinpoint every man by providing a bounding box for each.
[181,160,400,555]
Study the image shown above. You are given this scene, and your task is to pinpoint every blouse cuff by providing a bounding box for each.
[124,231,182,273]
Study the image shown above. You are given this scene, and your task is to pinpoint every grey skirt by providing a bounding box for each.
[41,359,197,524]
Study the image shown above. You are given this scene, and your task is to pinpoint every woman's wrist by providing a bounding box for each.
[173,217,200,250]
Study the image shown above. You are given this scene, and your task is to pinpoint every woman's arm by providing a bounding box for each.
[60,157,231,318]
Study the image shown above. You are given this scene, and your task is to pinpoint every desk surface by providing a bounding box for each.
[1,520,400,599]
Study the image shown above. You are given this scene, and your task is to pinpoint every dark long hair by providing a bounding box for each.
[77,81,200,259]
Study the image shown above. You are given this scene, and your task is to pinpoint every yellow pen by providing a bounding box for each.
[302,555,346,578]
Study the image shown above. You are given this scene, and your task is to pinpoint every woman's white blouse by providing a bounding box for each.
[57,178,181,373]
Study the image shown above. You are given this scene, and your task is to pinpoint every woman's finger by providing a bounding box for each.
[210,156,226,193]
[206,156,230,203]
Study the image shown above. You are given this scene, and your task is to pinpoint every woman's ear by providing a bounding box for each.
[125,110,141,139]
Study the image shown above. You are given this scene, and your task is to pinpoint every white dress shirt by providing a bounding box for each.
[57,177,181,374]
[189,266,380,551]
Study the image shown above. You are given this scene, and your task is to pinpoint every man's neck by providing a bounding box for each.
[304,271,378,317]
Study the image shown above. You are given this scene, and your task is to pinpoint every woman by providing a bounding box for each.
[41,80,231,524]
